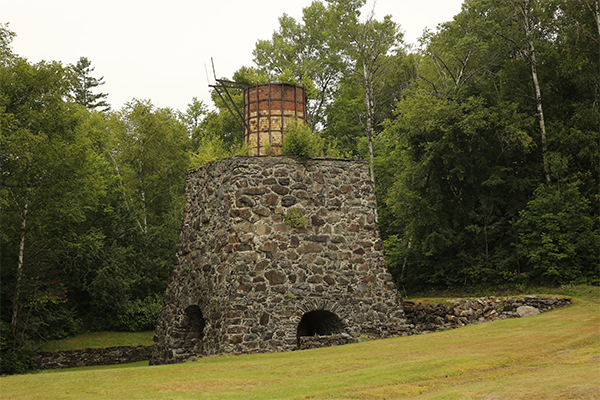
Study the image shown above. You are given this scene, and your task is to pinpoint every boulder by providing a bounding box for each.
[516,305,541,317]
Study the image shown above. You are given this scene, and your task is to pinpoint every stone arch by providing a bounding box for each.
[296,309,345,346]
[180,304,206,354]
[183,305,206,338]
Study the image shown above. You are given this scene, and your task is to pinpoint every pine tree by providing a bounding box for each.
[70,56,110,111]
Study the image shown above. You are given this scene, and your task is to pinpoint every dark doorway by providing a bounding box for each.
[183,305,206,341]
[297,310,344,345]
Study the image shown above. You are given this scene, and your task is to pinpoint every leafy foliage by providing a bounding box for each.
[376,0,599,292]
[0,32,193,373]
[518,183,598,285]
[281,118,322,159]
[189,133,250,169]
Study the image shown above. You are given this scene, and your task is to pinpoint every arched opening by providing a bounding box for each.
[297,310,344,345]
[183,305,206,341]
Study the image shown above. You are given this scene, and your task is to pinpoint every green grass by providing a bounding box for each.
[38,331,155,352]
[2,288,598,399]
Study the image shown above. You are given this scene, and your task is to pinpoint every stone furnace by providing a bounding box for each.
[150,156,407,365]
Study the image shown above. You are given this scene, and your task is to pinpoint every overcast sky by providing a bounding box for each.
[3,0,464,113]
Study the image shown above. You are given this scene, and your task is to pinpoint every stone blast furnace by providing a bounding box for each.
[150,156,408,365]
[243,83,307,156]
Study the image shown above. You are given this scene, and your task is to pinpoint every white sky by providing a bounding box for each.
[2,0,464,113]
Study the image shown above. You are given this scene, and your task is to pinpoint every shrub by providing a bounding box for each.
[518,183,598,285]
[189,135,250,169]
[0,321,37,375]
[281,118,322,159]
[116,295,163,332]
[284,207,307,229]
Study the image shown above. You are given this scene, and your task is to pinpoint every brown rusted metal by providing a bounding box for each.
[209,79,248,133]
[243,83,307,156]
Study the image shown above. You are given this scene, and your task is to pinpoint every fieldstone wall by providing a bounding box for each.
[298,332,355,350]
[36,345,152,369]
[151,156,407,365]
[403,295,572,334]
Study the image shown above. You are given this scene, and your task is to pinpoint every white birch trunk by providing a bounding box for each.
[363,64,376,186]
[521,0,551,182]
[12,192,29,343]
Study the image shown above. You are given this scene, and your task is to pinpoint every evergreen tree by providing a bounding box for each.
[0,23,17,67]
[69,56,110,111]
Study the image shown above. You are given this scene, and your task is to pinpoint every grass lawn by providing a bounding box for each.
[2,292,598,399]
[38,331,155,352]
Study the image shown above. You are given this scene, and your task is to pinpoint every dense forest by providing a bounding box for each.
[1,0,598,374]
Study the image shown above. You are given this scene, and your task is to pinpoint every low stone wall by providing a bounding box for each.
[36,345,152,369]
[403,295,571,335]
[298,332,355,350]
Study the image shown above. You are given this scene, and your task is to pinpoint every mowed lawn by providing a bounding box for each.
[2,296,598,400]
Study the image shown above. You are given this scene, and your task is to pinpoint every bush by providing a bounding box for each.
[281,118,322,159]
[284,207,307,229]
[189,134,230,169]
[518,183,598,285]
[189,134,250,169]
[116,295,163,332]
[0,321,37,375]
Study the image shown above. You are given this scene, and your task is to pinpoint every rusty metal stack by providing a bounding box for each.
[243,83,307,156]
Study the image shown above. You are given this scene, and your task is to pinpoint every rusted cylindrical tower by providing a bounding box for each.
[243,83,307,156]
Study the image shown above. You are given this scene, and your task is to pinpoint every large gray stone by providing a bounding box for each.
[516,305,541,317]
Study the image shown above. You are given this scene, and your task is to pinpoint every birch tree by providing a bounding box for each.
[106,100,190,235]
[327,0,403,185]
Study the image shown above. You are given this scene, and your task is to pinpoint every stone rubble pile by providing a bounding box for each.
[298,332,354,350]
[403,295,571,335]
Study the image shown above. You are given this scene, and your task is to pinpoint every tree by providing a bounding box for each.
[378,0,598,292]
[0,27,202,374]
[518,183,598,284]
[106,100,190,234]
[178,97,208,151]
[378,92,535,289]
[327,0,404,184]
[69,56,110,111]
[0,59,106,368]
[494,0,552,182]
[253,1,349,130]
[0,23,17,68]
[254,0,405,183]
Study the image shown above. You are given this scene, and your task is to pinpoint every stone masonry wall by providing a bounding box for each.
[151,156,407,365]
[403,295,572,334]
[37,345,152,369]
